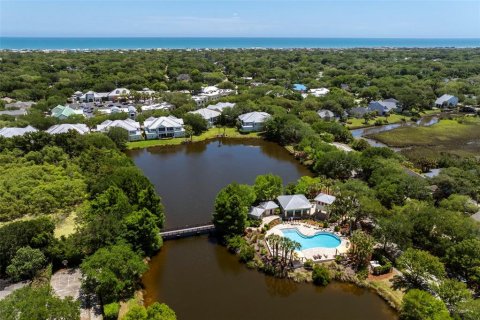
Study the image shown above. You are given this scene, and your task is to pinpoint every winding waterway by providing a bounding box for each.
[128,138,397,320]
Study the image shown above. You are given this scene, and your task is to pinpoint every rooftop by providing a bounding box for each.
[277,194,311,211]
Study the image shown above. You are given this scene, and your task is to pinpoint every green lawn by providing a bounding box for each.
[346,110,440,129]
[127,127,261,150]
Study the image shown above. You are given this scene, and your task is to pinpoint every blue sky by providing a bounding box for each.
[1,0,479,38]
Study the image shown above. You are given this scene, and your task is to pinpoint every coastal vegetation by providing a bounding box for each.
[1,48,479,319]
[0,131,173,319]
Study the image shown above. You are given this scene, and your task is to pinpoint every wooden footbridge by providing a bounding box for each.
[160,223,216,240]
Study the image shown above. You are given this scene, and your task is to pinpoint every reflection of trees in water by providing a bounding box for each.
[332,281,366,297]
[210,237,244,275]
[264,275,298,297]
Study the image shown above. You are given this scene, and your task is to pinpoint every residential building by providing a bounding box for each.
[238,111,271,132]
[141,102,175,112]
[309,88,330,97]
[96,119,143,141]
[192,87,236,107]
[207,102,236,113]
[107,88,131,102]
[189,108,221,127]
[248,201,279,219]
[5,101,35,109]
[293,84,307,92]
[314,193,336,213]
[144,116,185,139]
[276,194,313,218]
[127,106,137,119]
[368,99,399,115]
[46,124,89,135]
[0,109,28,117]
[0,125,37,138]
[435,94,459,108]
[348,107,370,118]
[51,105,83,120]
[317,109,335,120]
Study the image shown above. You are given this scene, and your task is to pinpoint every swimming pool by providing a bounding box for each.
[281,228,341,250]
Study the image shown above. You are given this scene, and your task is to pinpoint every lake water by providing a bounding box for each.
[127,138,312,228]
[128,138,397,320]
[1,37,479,50]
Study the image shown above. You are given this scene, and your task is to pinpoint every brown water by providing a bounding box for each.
[128,138,312,228]
[128,139,398,320]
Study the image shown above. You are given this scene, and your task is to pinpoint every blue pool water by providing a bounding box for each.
[281,228,341,250]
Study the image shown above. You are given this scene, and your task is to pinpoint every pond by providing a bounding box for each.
[128,138,398,320]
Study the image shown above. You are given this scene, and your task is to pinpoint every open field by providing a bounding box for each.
[370,117,480,161]
[127,127,261,150]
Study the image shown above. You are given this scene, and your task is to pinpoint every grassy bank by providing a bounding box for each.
[127,127,262,150]
[346,110,440,129]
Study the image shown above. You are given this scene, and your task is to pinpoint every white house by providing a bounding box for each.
[141,102,174,112]
[96,119,143,141]
[207,102,236,113]
[277,194,313,218]
[308,88,330,97]
[144,116,185,139]
[238,111,271,132]
[107,88,130,102]
[368,98,399,115]
[46,124,90,135]
[314,193,336,213]
[192,88,235,107]
[0,125,37,138]
[189,108,221,127]
[317,109,335,120]
[248,201,279,219]
[435,94,459,108]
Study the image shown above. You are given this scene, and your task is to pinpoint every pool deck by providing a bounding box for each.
[266,222,349,263]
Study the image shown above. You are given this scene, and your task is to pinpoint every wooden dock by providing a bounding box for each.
[160,223,216,240]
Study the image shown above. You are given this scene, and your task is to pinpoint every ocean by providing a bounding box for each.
[1,37,479,50]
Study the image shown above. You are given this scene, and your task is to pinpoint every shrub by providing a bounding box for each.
[6,246,46,281]
[239,244,255,262]
[312,264,331,286]
[334,225,340,232]
[226,235,246,253]
[103,302,120,320]
[356,267,369,280]
[303,259,314,270]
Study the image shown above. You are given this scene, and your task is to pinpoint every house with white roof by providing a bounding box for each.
[435,94,458,108]
[207,102,236,113]
[248,201,279,219]
[276,194,313,218]
[314,193,336,213]
[107,88,131,102]
[368,98,399,115]
[189,108,221,127]
[46,124,90,135]
[141,102,174,112]
[238,111,271,132]
[0,126,37,138]
[144,116,185,139]
[96,119,142,141]
[192,88,236,107]
[317,109,335,120]
[309,88,330,97]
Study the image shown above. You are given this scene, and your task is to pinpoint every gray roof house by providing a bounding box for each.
[435,94,459,108]
[276,194,313,218]
[96,119,143,141]
[144,116,185,139]
[368,99,399,115]
[0,109,28,117]
[189,108,221,127]
[238,111,271,132]
[348,107,370,118]
[248,201,279,219]
[207,102,236,113]
[317,109,335,120]
[0,125,37,138]
[46,124,90,135]
[314,193,336,213]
